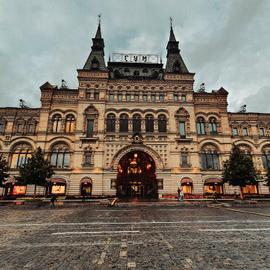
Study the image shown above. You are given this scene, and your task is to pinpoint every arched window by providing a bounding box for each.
[84,105,98,138]
[209,117,217,135]
[52,114,62,133]
[158,114,167,133]
[201,144,220,170]
[132,114,141,133]
[262,145,270,169]
[196,117,206,135]
[65,114,75,133]
[238,144,252,156]
[119,114,129,132]
[145,114,154,133]
[106,113,116,132]
[91,57,99,70]
[10,143,32,168]
[50,143,70,169]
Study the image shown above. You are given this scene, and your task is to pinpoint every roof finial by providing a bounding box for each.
[170,17,173,28]
[98,14,101,25]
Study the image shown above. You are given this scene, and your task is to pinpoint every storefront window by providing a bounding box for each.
[12,185,27,195]
[242,185,258,194]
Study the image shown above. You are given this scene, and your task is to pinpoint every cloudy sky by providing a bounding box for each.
[0,0,269,112]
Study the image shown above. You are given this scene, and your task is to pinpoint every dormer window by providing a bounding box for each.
[173,61,181,73]
[134,70,140,76]
[91,58,99,70]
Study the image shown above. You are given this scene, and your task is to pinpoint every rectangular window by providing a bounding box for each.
[174,94,178,102]
[86,119,94,137]
[232,127,238,136]
[143,94,148,102]
[86,92,91,99]
[159,94,164,102]
[63,152,70,168]
[109,93,114,101]
[262,154,270,169]
[242,127,248,136]
[181,153,188,167]
[94,92,99,100]
[179,122,186,137]
[118,94,122,101]
[151,95,156,102]
[259,128,265,137]
[134,94,139,101]
[17,124,23,133]
[85,152,92,165]
[0,123,4,133]
[126,94,131,101]
[28,124,34,134]
[181,95,186,102]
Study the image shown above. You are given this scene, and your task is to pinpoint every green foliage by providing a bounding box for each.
[264,167,270,187]
[19,147,54,187]
[222,145,257,187]
[0,155,9,187]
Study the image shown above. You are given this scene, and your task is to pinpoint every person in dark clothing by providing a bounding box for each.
[177,187,181,200]
[81,189,86,202]
[50,194,57,208]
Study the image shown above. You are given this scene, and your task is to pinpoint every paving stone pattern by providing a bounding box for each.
[0,205,270,269]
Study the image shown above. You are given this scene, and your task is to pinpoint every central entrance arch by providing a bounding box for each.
[116,151,158,199]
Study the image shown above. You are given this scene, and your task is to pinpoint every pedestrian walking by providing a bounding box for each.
[81,189,86,202]
[180,189,184,201]
[50,194,57,208]
[177,187,181,200]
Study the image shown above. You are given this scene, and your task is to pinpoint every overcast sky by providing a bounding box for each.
[0,0,269,112]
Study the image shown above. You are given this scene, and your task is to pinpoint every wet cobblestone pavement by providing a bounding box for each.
[0,204,270,269]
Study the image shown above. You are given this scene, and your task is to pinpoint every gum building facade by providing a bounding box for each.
[0,22,270,198]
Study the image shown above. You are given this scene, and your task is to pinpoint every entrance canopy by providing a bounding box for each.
[80,177,92,185]
[204,178,223,185]
[48,178,66,185]
[181,177,193,185]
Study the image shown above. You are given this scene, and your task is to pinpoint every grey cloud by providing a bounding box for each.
[0,0,269,113]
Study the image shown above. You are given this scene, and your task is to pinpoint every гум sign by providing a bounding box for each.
[112,53,159,64]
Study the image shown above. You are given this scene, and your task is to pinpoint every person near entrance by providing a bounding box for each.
[177,187,181,200]
[50,194,57,208]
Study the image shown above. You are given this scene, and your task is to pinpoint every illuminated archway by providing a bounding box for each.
[116,151,158,199]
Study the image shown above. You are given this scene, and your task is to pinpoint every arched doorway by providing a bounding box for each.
[116,151,158,199]
[80,177,92,196]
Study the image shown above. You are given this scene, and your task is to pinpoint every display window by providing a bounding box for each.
[12,185,26,195]
[242,185,258,194]
[204,184,223,194]
[51,185,66,194]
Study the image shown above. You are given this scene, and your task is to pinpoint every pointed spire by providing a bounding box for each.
[165,18,189,74]
[95,14,102,39]
[83,15,107,71]
[169,17,176,42]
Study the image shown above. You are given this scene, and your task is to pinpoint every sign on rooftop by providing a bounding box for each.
[112,53,159,64]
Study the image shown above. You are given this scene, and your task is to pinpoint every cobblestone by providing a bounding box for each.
[0,205,269,269]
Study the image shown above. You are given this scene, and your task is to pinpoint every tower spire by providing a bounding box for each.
[82,15,107,71]
[165,19,188,74]
[169,17,176,42]
[95,14,102,39]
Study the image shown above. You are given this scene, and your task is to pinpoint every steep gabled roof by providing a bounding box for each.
[165,25,189,74]
[83,22,107,71]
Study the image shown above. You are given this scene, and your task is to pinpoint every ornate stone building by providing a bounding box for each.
[0,22,270,198]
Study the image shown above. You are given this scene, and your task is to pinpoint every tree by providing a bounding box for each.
[222,145,258,199]
[0,154,9,187]
[19,147,54,197]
